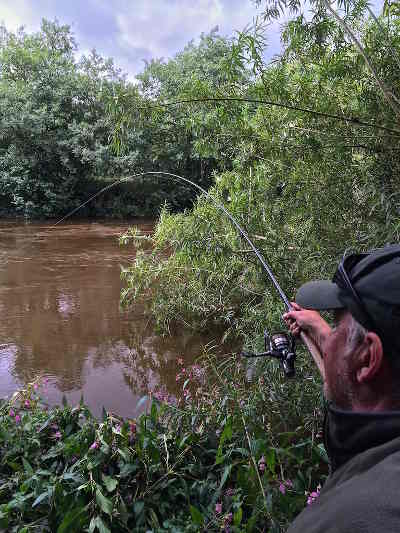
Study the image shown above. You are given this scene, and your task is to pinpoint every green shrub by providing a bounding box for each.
[0,351,326,532]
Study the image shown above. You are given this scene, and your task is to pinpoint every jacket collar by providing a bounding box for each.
[324,402,400,472]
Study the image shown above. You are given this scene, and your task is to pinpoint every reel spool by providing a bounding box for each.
[241,330,296,377]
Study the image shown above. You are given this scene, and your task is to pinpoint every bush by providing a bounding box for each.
[0,351,327,532]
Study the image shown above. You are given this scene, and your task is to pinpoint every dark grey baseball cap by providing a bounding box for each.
[295,244,400,354]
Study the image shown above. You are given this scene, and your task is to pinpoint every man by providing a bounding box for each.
[283,243,400,532]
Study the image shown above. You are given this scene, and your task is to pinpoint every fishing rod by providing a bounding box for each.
[53,171,324,378]
[114,95,400,136]
[158,98,400,136]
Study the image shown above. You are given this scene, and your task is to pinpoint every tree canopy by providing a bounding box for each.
[0,22,242,218]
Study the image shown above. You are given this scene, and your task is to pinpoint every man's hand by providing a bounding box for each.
[283,302,332,351]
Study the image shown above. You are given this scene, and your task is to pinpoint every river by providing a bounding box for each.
[0,220,215,417]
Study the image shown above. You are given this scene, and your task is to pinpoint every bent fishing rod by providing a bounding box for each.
[52,171,324,378]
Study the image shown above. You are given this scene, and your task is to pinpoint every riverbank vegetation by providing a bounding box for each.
[120,0,400,341]
[0,353,323,532]
[1,0,400,530]
[118,0,400,528]
[0,22,230,218]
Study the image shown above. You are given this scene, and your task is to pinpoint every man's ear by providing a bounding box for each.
[356,332,384,383]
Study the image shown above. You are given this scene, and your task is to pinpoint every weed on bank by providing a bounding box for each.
[0,353,326,532]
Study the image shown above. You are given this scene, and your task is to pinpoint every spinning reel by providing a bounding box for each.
[242,330,296,377]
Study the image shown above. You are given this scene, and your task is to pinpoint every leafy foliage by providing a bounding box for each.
[0,23,237,218]
[117,8,400,530]
[0,354,325,532]
[0,21,135,218]
[120,5,400,340]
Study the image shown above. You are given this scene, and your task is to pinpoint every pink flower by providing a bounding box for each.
[279,483,286,495]
[33,384,38,390]
[15,415,21,424]
[177,358,184,365]
[9,409,15,417]
[258,455,266,473]
[285,479,294,488]
[176,374,181,382]
[24,400,30,408]
[224,513,233,524]
[307,488,320,505]
[215,502,222,514]
[54,431,62,439]
[90,441,99,450]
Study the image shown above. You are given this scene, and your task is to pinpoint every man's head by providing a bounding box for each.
[296,244,400,410]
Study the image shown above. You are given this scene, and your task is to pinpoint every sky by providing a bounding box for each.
[0,0,286,79]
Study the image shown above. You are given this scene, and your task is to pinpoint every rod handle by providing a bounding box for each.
[299,331,325,379]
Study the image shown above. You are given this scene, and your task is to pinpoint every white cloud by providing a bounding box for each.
[0,0,283,77]
[0,0,38,31]
[114,0,265,65]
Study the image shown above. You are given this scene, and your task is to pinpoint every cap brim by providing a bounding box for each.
[295,280,345,310]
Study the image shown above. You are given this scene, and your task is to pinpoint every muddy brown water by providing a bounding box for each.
[0,220,219,418]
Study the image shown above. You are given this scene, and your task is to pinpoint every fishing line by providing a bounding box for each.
[52,171,289,307]
[52,170,324,376]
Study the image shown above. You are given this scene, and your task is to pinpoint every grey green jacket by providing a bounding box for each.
[287,405,400,533]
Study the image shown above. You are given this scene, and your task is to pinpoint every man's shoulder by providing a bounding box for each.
[287,441,400,533]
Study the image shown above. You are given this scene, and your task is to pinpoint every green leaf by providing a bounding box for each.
[32,490,49,508]
[316,443,329,463]
[22,457,34,476]
[216,416,233,464]
[266,448,276,474]
[118,463,137,477]
[118,448,132,462]
[151,401,158,423]
[189,505,204,525]
[101,474,118,493]
[118,499,129,526]
[133,501,144,517]
[57,505,87,533]
[89,516,110,533]
[96,488,113,517]
[217,464,232,498]
[234,507,243,526]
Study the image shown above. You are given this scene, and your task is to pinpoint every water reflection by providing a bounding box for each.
[0,220,220,417]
